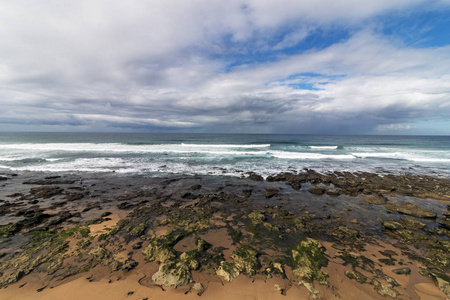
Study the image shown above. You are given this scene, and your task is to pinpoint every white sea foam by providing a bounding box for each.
[351,152,450,163]
[270,151,354,160]
[308,146,339,150]
[181,143,270,148]
[0,143,270,154]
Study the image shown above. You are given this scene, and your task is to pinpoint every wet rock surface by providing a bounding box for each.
[0,171,448,298]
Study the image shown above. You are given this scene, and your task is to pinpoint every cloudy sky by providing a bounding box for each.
[0,1,449,135]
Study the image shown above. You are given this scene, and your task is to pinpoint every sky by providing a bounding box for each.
[0,0,449,135]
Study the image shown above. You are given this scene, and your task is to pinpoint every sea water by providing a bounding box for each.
[0,132,448,178]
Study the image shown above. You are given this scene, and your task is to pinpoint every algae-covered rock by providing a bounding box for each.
[216,261,240,282]
[142,235,178,263]
[151,250,200,288]
[400,217,426,230]
[89,245,111,260]
[196,238,210,252]
[430,272,450,298]
[339,253,375,272]
[231,245,261,276]
[359,195,388,205]
[439,215,450,230]
[0,223,20,238]
[152,262,191,288]
[345,270,368,284]
[392,267,411,275]
[382,220,404,231]
[371,279,399,298]
[265,262,286,279]
[192,282,204,295]
[248,211,265,225]
[291,238,328,285]
[122,258,138,271]
[396,203,436,219]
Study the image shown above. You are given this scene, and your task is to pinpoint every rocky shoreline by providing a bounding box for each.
[0,170,449,299]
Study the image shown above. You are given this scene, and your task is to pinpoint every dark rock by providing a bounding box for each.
[47,212,73,226]
[122,259,138,271]
[6,193,23,198]
[64,193,84,201]
[345,270,368,284]
[17,211,51,228]
[190,184,202,190]
[265,188,279,199]
[0,176,7,181]
[132,242,143,250]
[23,179,75,185]
[117,202,134,210]
[392,267,411,275]
[247,172,263,181]
[379,258,396,266]
[308,186,327,196]
[26,186,64,199]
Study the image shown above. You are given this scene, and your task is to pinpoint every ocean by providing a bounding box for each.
[0,132,449,178]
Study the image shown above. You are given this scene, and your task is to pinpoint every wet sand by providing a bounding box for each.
[0,171,449,299]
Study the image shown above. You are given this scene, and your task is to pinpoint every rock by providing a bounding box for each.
[152,263,191,288]
[192,282,204,295]
[248,211,265,224]
[23,179,75,185]
[400,217,426,230]
[291,238,328,285]
[379,258,396,266]
[392,267,411,275]
[274,284,284,294]
[216,261,240,282]
[325,189,340,196]
[359,195,388,205]
[190,184,202,190]
[345,270,368,284]
[439,215,450,230]
[430,272,450,298]
[121,259,138,271]
[265,262,286,279]
[89,246,111,260]
[0,223,20,238]
[371,279,399,298]
[331,243,346,251]
[230,245,261,276]
[25,186,64,199]
[142,236,177,263]
[247,172,263,181]
[396,202,436,219]
[382,220,404,231]
[265,188,279,199]
[308,186,327,196]
[117,202,134,210]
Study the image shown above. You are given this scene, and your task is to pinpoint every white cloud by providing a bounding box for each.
[0,1,449,133]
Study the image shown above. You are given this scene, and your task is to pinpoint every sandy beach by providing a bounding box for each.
[0,170,449,299]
